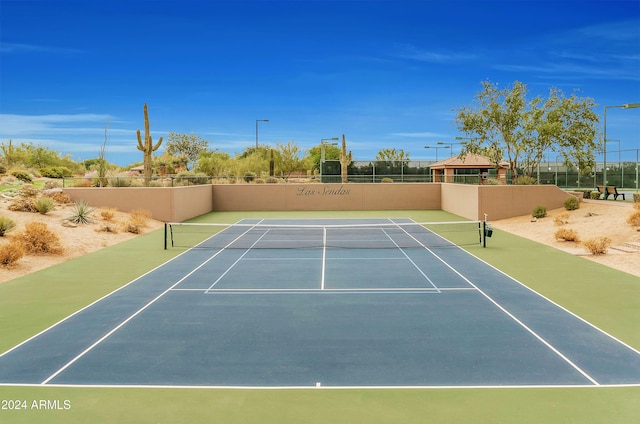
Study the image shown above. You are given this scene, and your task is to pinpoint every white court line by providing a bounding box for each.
[40,221,265,385]
[174,287,472,292]
[204,230,270,293]
[5,382,640,390]
[391,218,600,386]
[381,227,440,292]
[458,243,640,360]
[0,229,218,361]
[321,227,327,290]
[174,287,466,294]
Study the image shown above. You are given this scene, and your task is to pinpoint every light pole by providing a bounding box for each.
[606,139,621,187]
[320,137,339,182]
[454,136,478,148]
[424,145,444,161]
[603,103,639,186]
[436,141,454,156]
[255,119,269,149]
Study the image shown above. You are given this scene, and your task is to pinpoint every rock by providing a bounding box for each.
[61,220,77,228]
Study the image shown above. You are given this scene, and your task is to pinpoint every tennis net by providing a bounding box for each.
[164,220,486,250]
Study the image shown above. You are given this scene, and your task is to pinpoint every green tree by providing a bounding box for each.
[229,148,269,177]
[275,140,303,178]
[196,150,231,176]
[165,132,209,171]
[455,80,600,182]
[375,148,410,161]
[308,144,341,175]
[0,140,20,166]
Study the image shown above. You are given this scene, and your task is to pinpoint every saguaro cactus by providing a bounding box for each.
[269,148,275,177]
[339,134,352,183]
[136,103,163,185]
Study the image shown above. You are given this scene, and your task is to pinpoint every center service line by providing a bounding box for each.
[321,226,327,290]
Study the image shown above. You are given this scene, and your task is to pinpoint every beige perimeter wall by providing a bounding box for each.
[211,183,441,211]
[64,185,213,222]
[63,183,575,222]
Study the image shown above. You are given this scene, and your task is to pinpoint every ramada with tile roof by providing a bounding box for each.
[429,153,509,183]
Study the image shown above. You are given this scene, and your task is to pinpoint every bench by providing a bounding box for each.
[596,185,605,198]
[605,186,625,200]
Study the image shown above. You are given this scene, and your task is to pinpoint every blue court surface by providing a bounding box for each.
[1,218,640,388]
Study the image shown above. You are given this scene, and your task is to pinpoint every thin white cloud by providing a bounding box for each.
[0,113,157,160]
[0,42,82,55]
[395,44,478,64]
[493,61,639,81]
[0,113,112,134]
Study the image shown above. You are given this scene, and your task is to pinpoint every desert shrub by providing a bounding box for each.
[34,197,56,214]
[100,207,118,221]
[66,200,94,224]
[8,197,37,212]
[72,179,93,187]
[563,196,580,211]
[96,223,119,233]
[243,172,256,183]
[47,191,72,204]
[129,209,151,228]
[0,216,16,236]
[553,213,570,226]
[627,210,640,227]
[124,222,142,234]
[109,176,132,187]
[590,191,601,200]
[255,178,265,184]
[554,228,579,242]
[15,222,64,255]
[43,180,62,190]
[175,171,211,185]
[40,166,72,178]
[380,177,394,183]
[0,240,25,266]
[532,205,547,218]
[17,186,40,198]
[0,164,6,175]
[582,237,611,255]
[265,177,278,184]
[514,175,537,185]
[484,178,502,185]
[11,170,33,183]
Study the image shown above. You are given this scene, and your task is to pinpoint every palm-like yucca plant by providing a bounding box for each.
[66,200,95,224]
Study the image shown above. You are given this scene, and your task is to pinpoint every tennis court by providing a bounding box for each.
[1,218,639,388]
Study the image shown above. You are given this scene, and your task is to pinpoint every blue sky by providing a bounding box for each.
[1,0,639,166]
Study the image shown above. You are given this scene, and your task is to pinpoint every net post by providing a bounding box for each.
[164,223,167,250]
[482,213,488,248]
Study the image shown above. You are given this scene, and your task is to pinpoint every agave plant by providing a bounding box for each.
[66,200,94,224]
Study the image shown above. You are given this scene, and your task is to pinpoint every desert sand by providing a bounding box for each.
[491,199,640,278]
